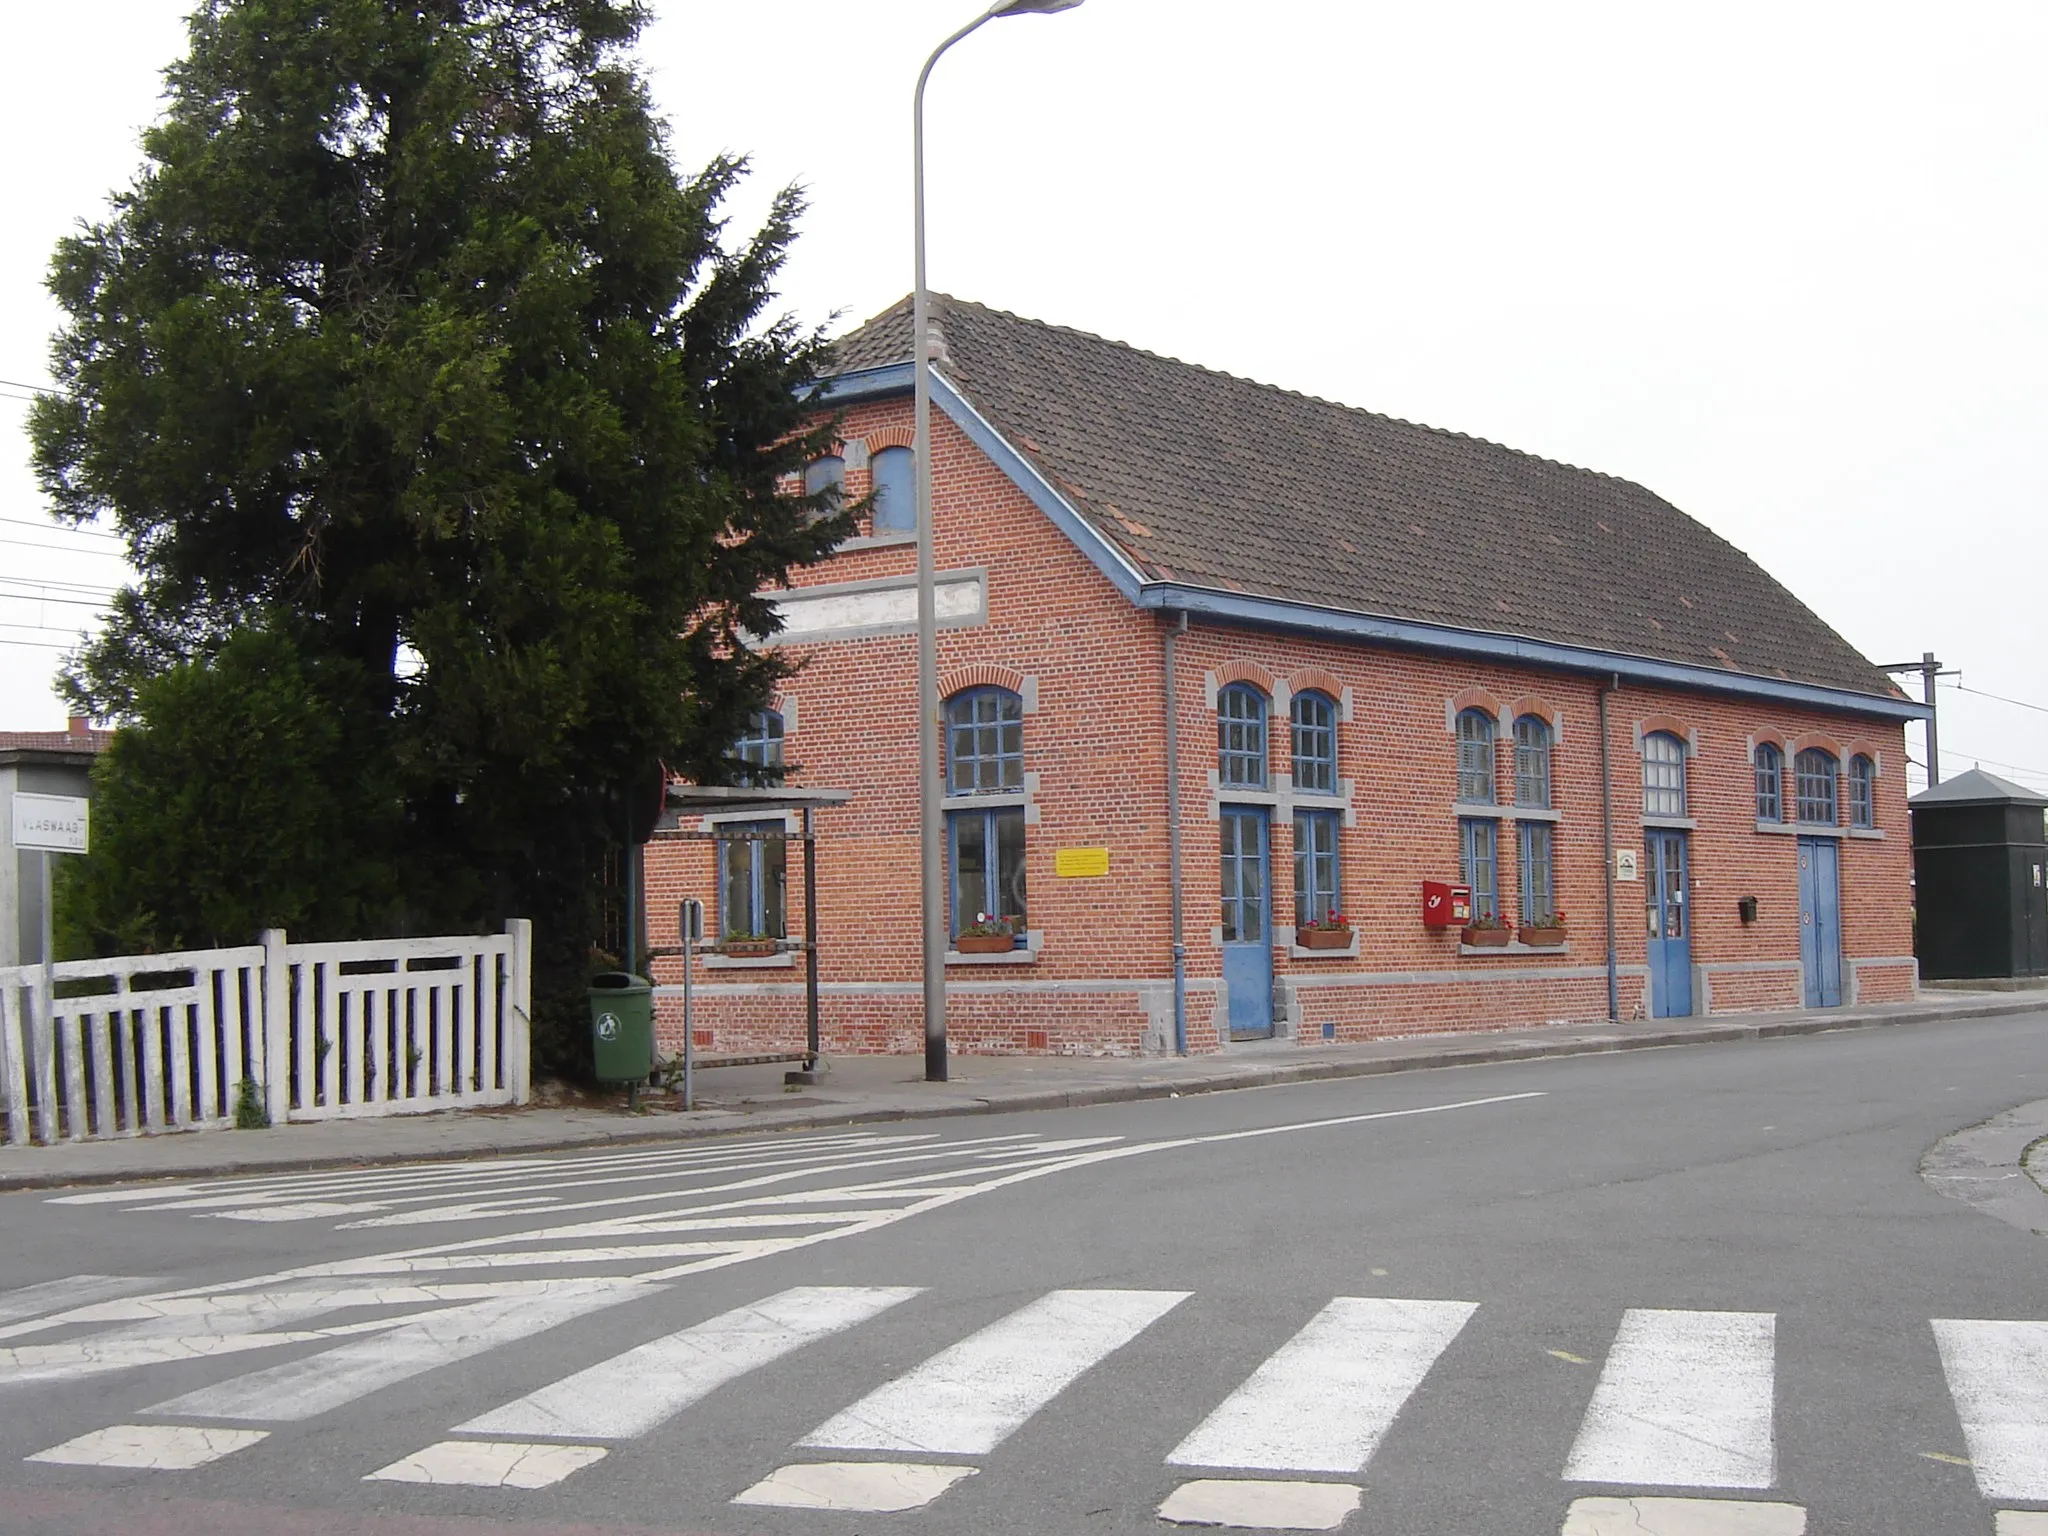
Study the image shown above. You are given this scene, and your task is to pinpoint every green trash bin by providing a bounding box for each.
[588,971,655,1083]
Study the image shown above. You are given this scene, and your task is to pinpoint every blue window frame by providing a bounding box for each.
[1291,691,1338,794]
[1461,817,1498,922]
[1796,748,1838,825]
[1513,715,1552,808]
[870,445,914,534]
[1755,742,1784,823]
[949,807,1026,941]
[1850,754,1875,829]
[1643,731,1686,817]
[1294,809,1341,925]
[1519,820,1555,925]
[1218,683,1268,789]
[734,709,784,787]
[947,688,1024,794]
[1457,709,1495,804]
[719,821,786,940]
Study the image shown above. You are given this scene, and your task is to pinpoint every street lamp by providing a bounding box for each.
[914,0,1084,1084]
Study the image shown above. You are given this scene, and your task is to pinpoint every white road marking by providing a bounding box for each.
[459,1284,919,1440]
[1157,1478,1363,1531]
[1563,1310,1776,1489]
[366,1439,607,1489]
[1560,1496,1806,1534]
[27,1424,268,1470]
[1933,1318,2048,1499]
[1998,1515,2048,1536]
[0,1274,157,1325]
[731,1460,978,1512]
[1167,1296,1477,1473]
[205,1202,391,1223]
[800,1288,1188,1456]
[149,1279,654,1422]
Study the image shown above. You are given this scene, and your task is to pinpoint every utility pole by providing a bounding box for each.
[1882,652,1956,786]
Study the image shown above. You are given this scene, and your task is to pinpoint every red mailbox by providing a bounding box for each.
[1422,880,1472,927]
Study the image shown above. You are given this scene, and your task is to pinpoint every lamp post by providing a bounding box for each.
[914,0,1083,1084]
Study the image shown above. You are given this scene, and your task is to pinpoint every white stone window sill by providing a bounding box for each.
[1290,936,1360,959]
[1459,941,1573,957]
[1791,821,1845,838]
[702,952,796,970]
[1847,827,1884,839]
[1451,801,1501,818]
[946,948,1038,966]
[832,531,917,553]
[1642,815,1698,830]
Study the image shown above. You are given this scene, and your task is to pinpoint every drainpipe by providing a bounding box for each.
[1599,673,1620,1022]
[1165,610,1189,1055]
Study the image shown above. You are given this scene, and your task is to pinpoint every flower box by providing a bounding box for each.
[1461,925,1512,947]
[1294,925,1353,950]
[954,934,1017,955]
[718,938,779,958]
[1518,926,1568,947]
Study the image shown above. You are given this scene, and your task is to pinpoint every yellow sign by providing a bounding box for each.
[1054,846,1111,878]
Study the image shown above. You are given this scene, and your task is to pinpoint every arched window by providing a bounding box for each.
[1218,683,1268,790]
[870,445,914,534]
[947,688,1024,794]
[1456,708,1495,804]
[1513,715,1551,808]
[1291,690,1337,794]
[1850,754,1876,829]
[1796,748,1839,825]
[1643,731,1686,817]
[1754,742,1784,823]
[734,709,784,787]
[803,456,844,499]
[945,688,1026,944]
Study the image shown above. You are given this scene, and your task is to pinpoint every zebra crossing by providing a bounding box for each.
[7,1271,2048,1533]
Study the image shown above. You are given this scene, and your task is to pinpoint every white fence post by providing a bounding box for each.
[507,918,532,1104]
[261,928,289,1126]
[0,973,28,1146]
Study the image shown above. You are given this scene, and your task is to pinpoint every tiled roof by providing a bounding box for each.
[0,724,112,754]
[828,295,1900,701]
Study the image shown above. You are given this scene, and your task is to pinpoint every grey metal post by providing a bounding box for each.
[36,850,54,1141]
[681,901,695,1112]
[803,807,820,1070]
[913,1,1088,1084]
[1922,650,1941,786]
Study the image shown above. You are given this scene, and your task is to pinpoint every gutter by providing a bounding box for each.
[1164,610,1189,1055]
[1600,674,1621,1022]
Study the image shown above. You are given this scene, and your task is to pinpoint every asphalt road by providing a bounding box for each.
[3,1011,2048,1536]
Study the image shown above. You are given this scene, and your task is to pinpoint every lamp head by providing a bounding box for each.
[991,0,1085,14]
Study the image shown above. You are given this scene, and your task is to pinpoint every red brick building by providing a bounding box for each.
[644,297,1926,1058]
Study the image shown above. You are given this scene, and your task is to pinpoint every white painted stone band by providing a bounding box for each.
[1167,1295,1477,1473]
[458,1284,920,1441]
[800,1287,1189,1455]
[1563,1309,1776,1489]
[1933,1317,2048,1500]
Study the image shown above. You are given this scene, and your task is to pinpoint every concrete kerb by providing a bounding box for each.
[0,994,2041,1193]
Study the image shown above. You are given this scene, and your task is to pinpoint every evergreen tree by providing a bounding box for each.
[32,0,848,1062]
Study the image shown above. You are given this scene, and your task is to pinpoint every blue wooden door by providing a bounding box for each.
[1799,837,1843,1007]
[1220,807,1274,1039]
[1645,830,1693,1017]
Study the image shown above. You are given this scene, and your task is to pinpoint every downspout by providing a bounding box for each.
[1600,673,1620,1022]
[1165,610,1189,1055]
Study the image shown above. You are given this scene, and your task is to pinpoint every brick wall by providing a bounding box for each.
[643,392,1915,1058]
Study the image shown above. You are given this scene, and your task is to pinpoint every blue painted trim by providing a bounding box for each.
[1138,582,1930,723]
[815,364,1925,725]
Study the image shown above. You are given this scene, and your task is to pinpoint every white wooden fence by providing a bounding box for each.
[0,921,530,1145]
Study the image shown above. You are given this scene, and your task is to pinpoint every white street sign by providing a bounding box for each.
[11,793,90,854]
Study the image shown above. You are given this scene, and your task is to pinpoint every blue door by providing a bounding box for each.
[1799,837,1843,1007]
[1220,807,1273,1039]
[1645,830,1693,1017]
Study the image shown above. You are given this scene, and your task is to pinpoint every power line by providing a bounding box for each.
[0,534,127,557]
[0,591,109,612]
[0,575,121,597]
[1945,680,2048,718]
[0,378,60,395]
[0,637,76,651]
[0,516,122,542]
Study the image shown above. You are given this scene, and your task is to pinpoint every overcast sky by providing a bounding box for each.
[3,1,2043,794]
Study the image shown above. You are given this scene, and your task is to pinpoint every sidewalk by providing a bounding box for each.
[3,990,2041,1191]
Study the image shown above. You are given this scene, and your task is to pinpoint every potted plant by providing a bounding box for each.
[955,912,1019,955]
[1519,911,1569,947]
[719,931,780,958]
[1295,910,1354,949]
[1461,914,1512,947]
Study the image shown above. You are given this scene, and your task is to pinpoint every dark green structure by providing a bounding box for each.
[1910,768,2048,981]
